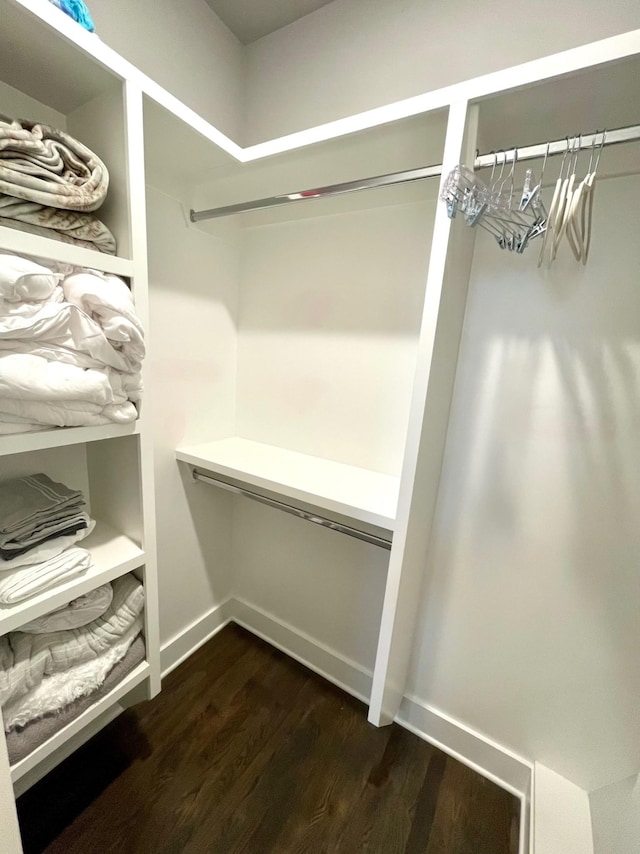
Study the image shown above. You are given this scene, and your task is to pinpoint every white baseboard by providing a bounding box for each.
[161,595,533,853]
[232,596,373,703]
[160,598,233,677]
[397,693,533,798]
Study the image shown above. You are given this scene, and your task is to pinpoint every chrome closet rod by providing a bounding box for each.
[190,123,640,222]
[191,468,393,550]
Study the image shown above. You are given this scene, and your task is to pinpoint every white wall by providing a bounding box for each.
[90,0,245,140]
[146,185,239,647]
[244,0,640,143]
[405,175,640,792]
[590,773,640,854]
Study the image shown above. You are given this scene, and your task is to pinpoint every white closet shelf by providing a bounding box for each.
[0,422,140,458]
[0,226,134,278]
[0,520,145,636]
[176,437,399,533]
[10,660,150,783]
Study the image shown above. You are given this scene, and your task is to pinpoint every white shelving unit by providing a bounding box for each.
[0,2,160,844]
[0,2,638,852]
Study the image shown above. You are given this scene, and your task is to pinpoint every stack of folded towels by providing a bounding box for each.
[0,114,115,253]
[1,575,145,764]
[0,473,95,606]
[0,252,143,433]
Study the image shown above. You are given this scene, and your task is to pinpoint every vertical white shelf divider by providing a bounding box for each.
[0,730,21,854]
[369,100,479,725]
[124,79,161,697]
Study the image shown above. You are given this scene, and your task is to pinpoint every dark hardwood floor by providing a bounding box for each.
[17,624,520,854]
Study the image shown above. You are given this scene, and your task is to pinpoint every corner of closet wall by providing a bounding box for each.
[0,0,159,798]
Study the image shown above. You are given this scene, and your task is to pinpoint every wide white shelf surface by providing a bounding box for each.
[0,520,145,635]
[176,437,399,532]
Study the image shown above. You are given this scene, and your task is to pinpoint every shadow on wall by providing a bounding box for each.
[407,174,640,792]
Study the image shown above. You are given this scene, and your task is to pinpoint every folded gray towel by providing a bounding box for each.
[0,473,84,537]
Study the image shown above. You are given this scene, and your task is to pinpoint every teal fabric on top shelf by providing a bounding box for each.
[48,0,95,32]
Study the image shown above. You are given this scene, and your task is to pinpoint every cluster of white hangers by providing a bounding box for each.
[537,131,606,267]
[440,130,607,265]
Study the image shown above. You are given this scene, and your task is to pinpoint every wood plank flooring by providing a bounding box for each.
[16,625,520,854]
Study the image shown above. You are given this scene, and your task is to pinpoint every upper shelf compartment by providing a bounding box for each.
[0,3,133,261]
[0,0,118,115]
[475,52,640,179]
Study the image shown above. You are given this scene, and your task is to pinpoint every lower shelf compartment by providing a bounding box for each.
[10,660,150,789]
[0,521,146,636]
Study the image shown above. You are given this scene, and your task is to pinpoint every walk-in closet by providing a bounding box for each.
[0,1,639,852]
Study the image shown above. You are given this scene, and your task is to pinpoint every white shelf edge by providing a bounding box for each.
[9,661,150,783]
[176,439,398,533]
[0,520,145,635]
[0,421,140,458]
[0,226,134,277]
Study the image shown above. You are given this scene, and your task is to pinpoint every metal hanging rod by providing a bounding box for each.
[191,468,393,550]
[190,124,640,222]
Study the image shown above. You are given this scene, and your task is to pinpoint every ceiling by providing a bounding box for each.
[204,0,335,45]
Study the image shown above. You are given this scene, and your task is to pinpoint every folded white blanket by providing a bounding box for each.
[0,546,92,606]
[3,623,140,731]
[19,583,113,634]
[0,516,94,571]
[0,300,141,374]
[0,353,113,404]
[0,575,144,707]
[0,421,44,434]
[0,398,137,427]
[0,254,59,303]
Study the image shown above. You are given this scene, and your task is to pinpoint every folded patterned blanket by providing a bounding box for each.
[0,546,92,605]
[0,196,116,254]
[0,575,144,706]
[0,117,108,212]
[19,583,113,634]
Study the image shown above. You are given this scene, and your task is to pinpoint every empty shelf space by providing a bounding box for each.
[0,520,145,635]
[10,661,150,785]
[176,437,399,532]
[0,226,134,278]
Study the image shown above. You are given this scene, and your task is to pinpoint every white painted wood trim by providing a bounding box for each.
[533,764,594,854]
[368,99,475,725]
[0,726,22,853]
[160,598,234,677]
[232,597,373,703]
[397,694,532,798]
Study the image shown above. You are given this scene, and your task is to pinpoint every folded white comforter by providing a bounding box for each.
[0,546,92,606]
[0,575,144,707]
